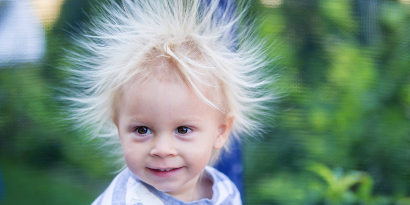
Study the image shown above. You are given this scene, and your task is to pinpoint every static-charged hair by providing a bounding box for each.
[64,0,276,164]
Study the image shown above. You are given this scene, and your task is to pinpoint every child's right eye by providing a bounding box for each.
[135,127,151,135]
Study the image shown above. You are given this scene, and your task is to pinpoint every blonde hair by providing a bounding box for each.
[64,0,276,164]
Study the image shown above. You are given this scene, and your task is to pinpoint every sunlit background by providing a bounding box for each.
[0,0,409,204]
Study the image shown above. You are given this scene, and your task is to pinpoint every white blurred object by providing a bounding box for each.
[0,0,45,66]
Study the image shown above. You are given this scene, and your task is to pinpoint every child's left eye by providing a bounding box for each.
[175,126,191,134]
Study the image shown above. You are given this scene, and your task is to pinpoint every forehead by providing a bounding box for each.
[125,77,198,107]
[119,77,221,123]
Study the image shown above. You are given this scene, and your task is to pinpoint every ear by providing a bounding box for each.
[112,114,121,137]
[213,115,234,150]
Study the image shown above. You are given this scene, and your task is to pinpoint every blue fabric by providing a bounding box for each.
[214,138,243,200]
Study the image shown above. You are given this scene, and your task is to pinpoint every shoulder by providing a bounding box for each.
[205,166,242,205]
[91,168,144,205]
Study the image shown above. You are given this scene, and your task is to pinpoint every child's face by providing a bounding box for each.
[114,76,232,198]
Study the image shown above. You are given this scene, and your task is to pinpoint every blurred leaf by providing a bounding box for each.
[319,0,356,32]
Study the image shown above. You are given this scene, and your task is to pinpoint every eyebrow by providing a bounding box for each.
[129,116,152,124]
[172,117,204,124]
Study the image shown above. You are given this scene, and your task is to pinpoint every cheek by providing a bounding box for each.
[181,135,216,166]
[123,146,148,179]
[120,137,148,170]
[123,146,141,165]
[182,147,212,173]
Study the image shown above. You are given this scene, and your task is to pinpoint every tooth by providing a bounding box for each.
[155,168,176,171]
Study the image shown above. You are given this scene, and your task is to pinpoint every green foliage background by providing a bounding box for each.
[0,0,409,204]
[245,0,410,204]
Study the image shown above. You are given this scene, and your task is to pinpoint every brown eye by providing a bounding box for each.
[136,127,151,134]
[176,126,191,134]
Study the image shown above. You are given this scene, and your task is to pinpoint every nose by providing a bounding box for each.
[149,134,177,158]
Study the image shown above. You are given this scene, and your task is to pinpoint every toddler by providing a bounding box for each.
[65,0,274,204]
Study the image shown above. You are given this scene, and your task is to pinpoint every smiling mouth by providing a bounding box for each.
[147,167,183,177]
[148,167,182,172]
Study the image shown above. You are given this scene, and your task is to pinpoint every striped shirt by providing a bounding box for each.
[92,166,242,205]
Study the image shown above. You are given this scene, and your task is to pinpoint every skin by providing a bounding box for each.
[114,76,233,202]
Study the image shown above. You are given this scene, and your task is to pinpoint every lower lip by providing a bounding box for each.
[147,167,183,178]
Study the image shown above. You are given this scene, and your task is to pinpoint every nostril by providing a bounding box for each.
[150,146,177,158]
[149,135,178,157]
